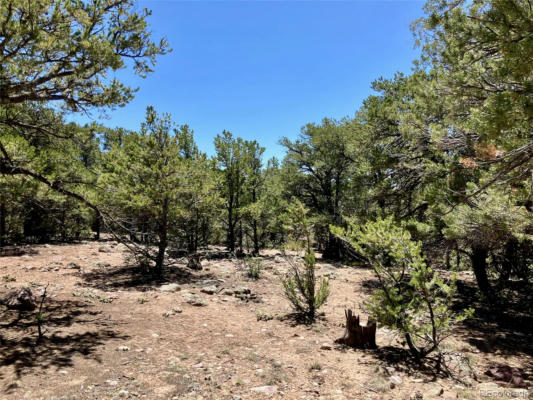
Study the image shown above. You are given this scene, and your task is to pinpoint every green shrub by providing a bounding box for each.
[246,257,263,280]
[281,250,329,322]
[332,217,473,362]
[281,199,329,322]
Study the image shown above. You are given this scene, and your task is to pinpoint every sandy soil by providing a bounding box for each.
[0,241,530,400]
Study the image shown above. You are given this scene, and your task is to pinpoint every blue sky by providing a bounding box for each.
[81,0,425,161]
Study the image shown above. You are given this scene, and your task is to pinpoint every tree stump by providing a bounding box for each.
[335,309,377,348]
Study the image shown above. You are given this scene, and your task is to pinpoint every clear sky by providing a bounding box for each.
[81,0,425,161]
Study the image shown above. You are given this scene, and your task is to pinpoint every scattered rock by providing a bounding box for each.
[234,286,251,295]
[389,375,402,385]
[183,293,207,306]
[159,283,181,292]
[117,346,130,351]
[201,285,217,295]
[95,261,111,268]
[410,391,423,400]
[251,385,278,396]
[485,364,526,387]
[172,306,182,313]
[221,288,234,296]
[3,287,37,311]
[0,246,25,257]
[67,262,80,269]
[98,245,111,253]
[320,343,332,350]
[187,254,202,270]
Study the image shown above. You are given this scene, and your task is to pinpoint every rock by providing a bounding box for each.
[389,375,403,385]
[3,287,37,311]
[201,285,217,295]
[159,283,181,292]
[106,379,119,386]
[274,255,283,263]
[410,391,423,400]
[117,346,130,351]
[485,364,526,387]
[429,387,444,397]
[183,293,207,306]
[98,245,111,253]
[221,288,234,296]
[233,286,251,295]
[320,343,332,350]
[67,262,80,269]
[95,261,111,268]
[187,254,202,270]
[172,307,182,313]
[251,386,278,395]
[118,389,129,398]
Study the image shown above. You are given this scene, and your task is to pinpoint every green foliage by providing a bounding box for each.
[332,217,473,360]
[280,199,329,322]
[256,311,274,321]
[0,0,169,110]
[245,257,263,280]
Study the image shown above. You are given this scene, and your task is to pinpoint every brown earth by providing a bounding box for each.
[0,242,530,400]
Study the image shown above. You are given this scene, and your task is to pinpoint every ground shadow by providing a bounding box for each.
[0,298,129,387]
[453,280,533,358]
[78,263,219,292]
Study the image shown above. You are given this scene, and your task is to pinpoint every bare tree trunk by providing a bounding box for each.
[155,198,169,275]
[94,211,101,241]
[252,219,259,255]
[471,245,493,302]
[0,194,6,247]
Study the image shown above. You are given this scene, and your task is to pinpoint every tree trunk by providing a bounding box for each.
[238,220,243,253]
[471,246,493,302]
[155,199,169,275]
[335,310,376,348]
[227,200,235,252]
[322,233,342,260]
[93,212,101,241]
[252,219,259,255]
[0,194,6,247]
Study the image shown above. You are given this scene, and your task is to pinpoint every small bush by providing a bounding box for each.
[256,311,274,321]
[246,257,263,279]
[332,217,473,362]
[281,250,329,322]
[281,199,329,322]
[309,361,322,371]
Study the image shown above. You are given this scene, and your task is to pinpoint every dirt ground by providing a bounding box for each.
[0,241,531,400]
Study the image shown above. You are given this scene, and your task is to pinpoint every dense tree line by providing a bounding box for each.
[1,0,531,311]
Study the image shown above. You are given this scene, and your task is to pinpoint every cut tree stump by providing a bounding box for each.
[335,309,377,348]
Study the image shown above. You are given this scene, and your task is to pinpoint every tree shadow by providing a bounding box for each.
[453,280,533,358]
[359,278,381,295]
[78,263,219,292]
[0,298,129,387]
